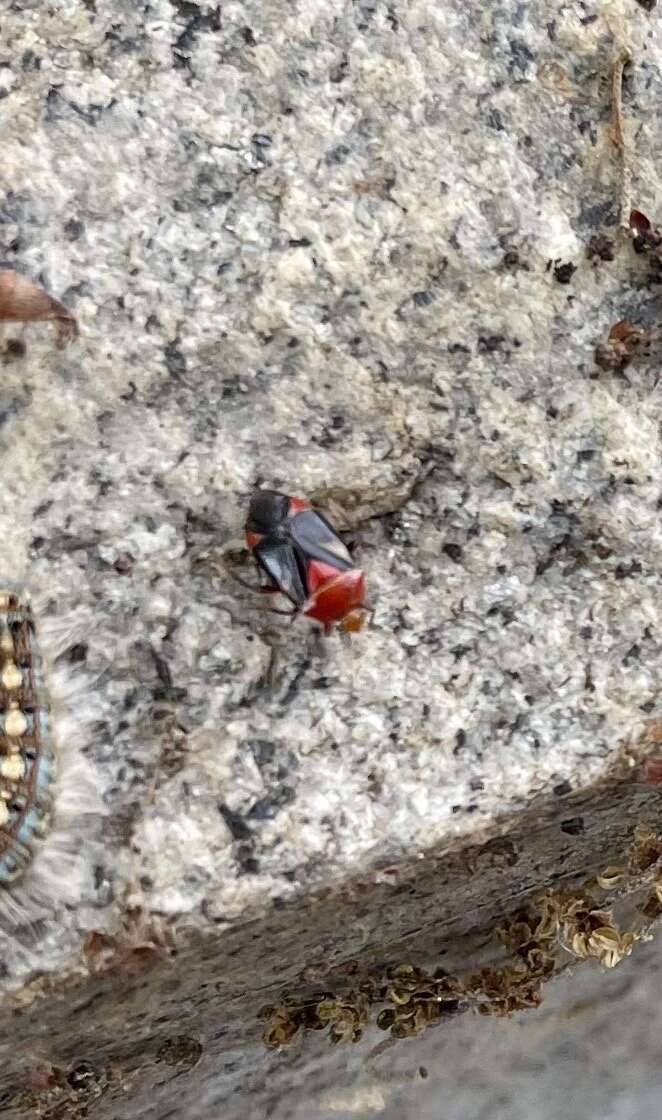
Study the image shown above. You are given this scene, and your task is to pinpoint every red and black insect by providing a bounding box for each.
[244,489,370,634]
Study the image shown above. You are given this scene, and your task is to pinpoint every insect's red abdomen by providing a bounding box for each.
[305,559,344,594]
[303,569,366,625]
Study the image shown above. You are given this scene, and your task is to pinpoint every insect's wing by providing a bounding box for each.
[253,539,307,605]
[289,510,354,571]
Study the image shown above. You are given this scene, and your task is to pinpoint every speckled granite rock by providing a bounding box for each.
[2,0,662,1115]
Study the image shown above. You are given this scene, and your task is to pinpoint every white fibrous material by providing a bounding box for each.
[0,582,106,936]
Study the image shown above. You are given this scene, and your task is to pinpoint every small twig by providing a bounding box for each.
[611,48,633,231]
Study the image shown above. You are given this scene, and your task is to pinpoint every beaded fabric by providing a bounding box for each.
[0,583,56,884]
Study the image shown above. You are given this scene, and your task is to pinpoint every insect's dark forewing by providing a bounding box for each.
[253,538,308,605]
[289,510,354,571]
[246,490,290,536]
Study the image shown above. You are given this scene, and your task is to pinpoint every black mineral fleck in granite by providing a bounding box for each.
[553,261,576,284]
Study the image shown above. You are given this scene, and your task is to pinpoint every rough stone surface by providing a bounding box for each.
[1,0,662,1115]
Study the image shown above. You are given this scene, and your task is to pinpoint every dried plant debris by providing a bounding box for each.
[82,889,176,978]
[258,996,362,1050]
[82,923,175,977]
[260,974,461,1049]
[156,1035,203,1070]
[629,822,662,872]
[594,319,650,372]
[636,825,662,917]
[378,965,462,1038]
[0,269,78,349]
[466,958,551,1017]
[260,825,662,1051]
[596,865,626,890]
[10,1060,126,1119]
[540,890,637,969]
[592,208,662,373]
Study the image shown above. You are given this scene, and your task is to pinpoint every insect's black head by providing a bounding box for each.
[246,489,290,535]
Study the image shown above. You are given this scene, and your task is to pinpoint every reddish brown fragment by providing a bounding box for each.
[0,268,78,348]
[82,929,117,961]
[25,1065,67,1092]
[644,757,662,784]
[630,209,652,235]
[595,319,649,372]
[629,209,662,258]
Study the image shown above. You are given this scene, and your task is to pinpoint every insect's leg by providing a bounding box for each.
[52,306,79,348]
[220,554,298,619]
[359,601,376,625]
[234,571,281,594]
[223,561,280,595]
[324,497,354,532]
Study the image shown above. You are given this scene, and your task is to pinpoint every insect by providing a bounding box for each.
[0,268,78,348]
[0,583,56,885]
[244,489,371,634]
